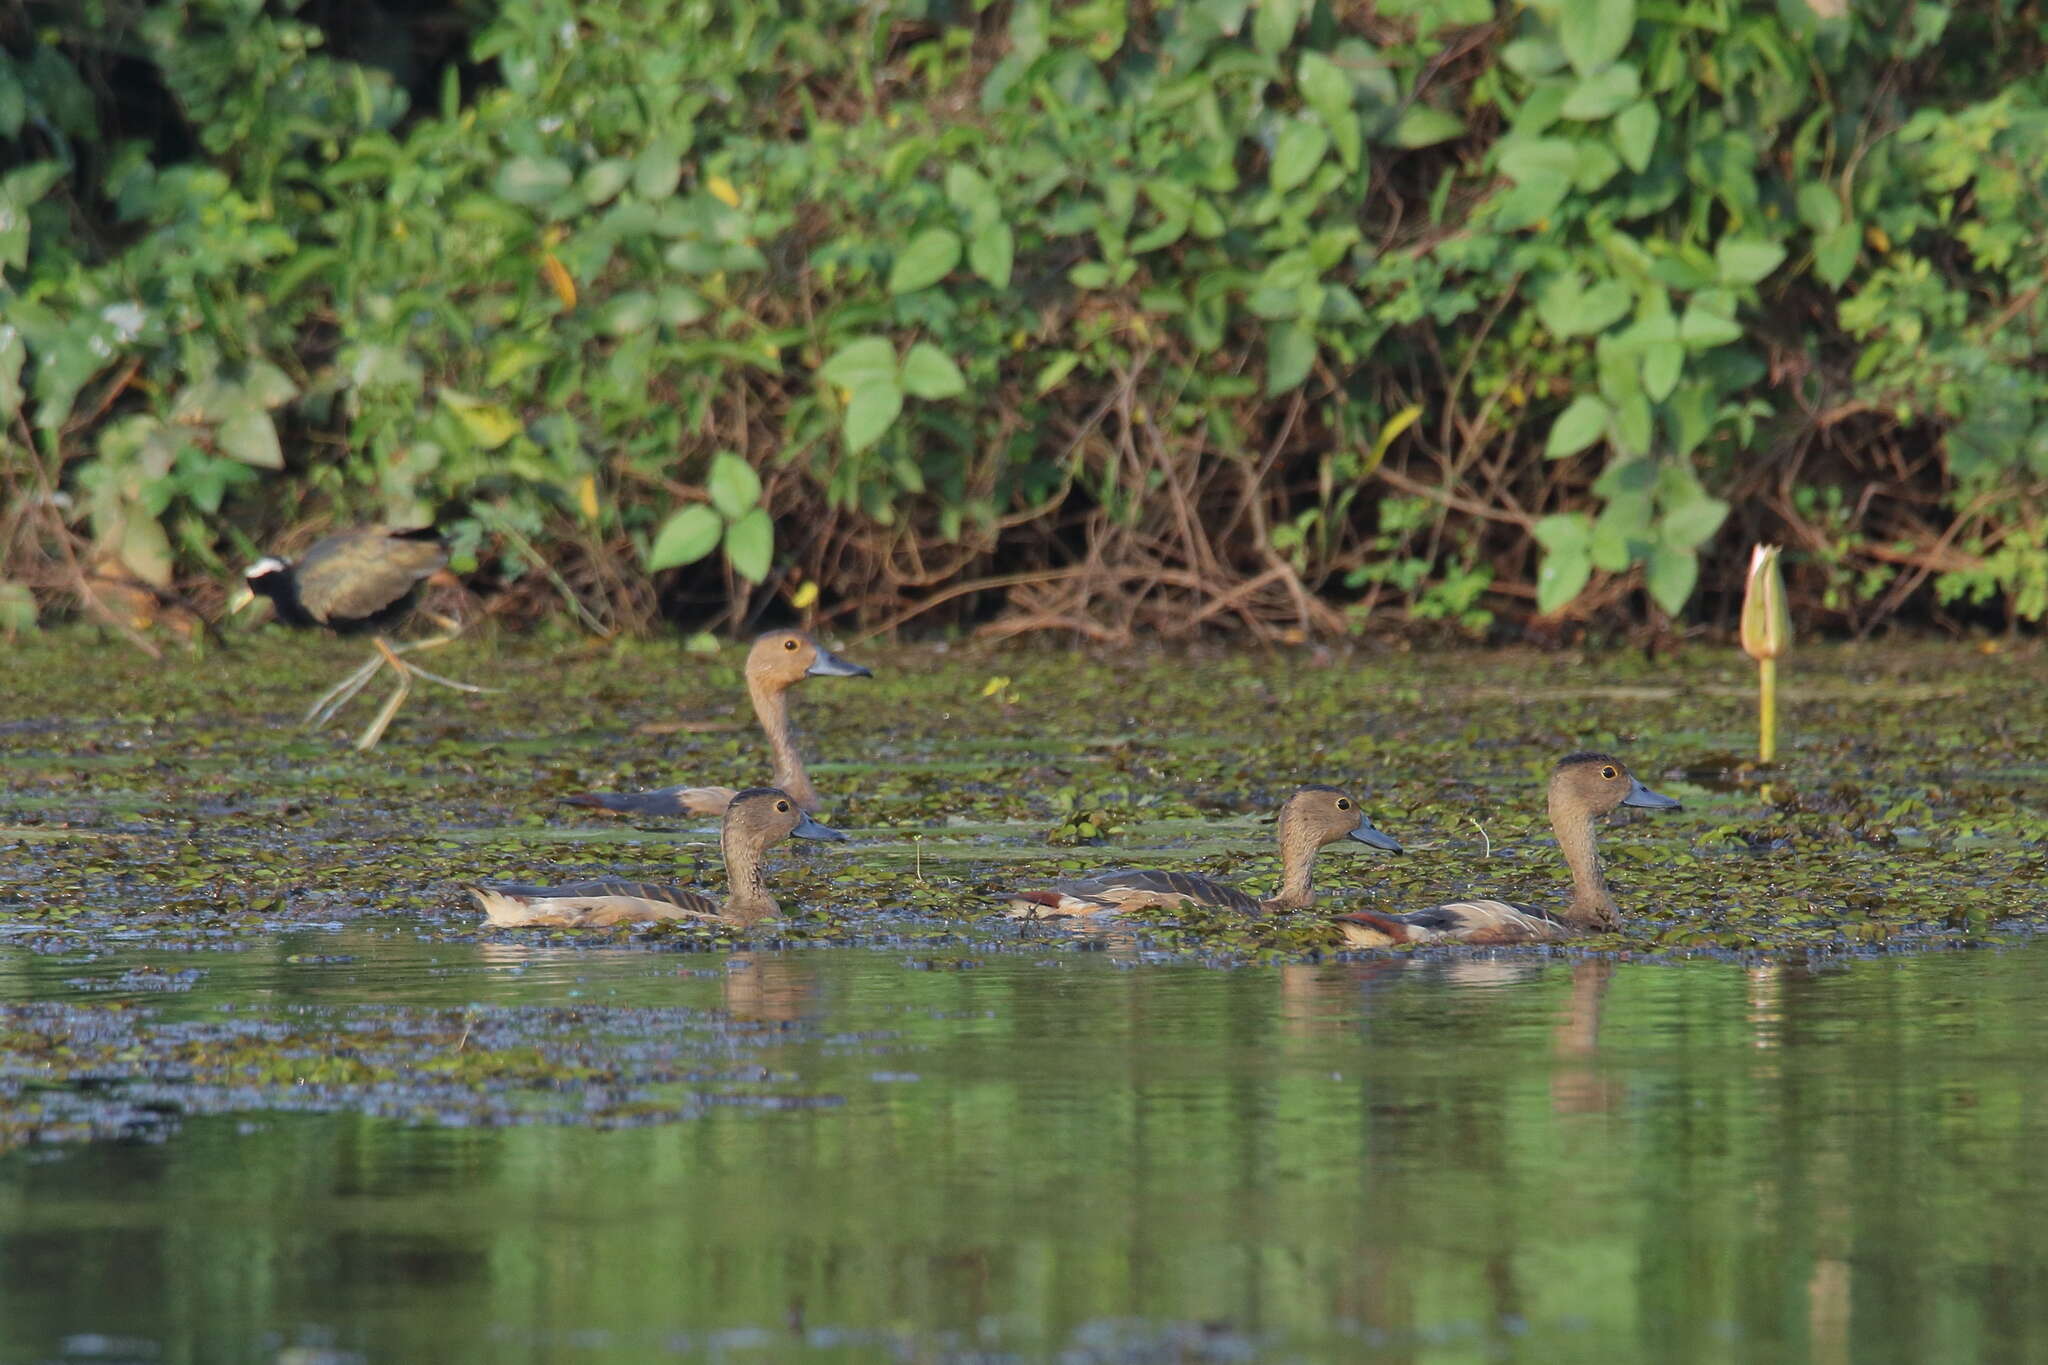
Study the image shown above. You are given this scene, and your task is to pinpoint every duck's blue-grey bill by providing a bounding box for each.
[1349,820,1405,853]
[1621,778,1682,810]
[806,646,872,678]
[792,811,849,841]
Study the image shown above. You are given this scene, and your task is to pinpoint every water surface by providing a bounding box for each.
[5,931,2046,1363]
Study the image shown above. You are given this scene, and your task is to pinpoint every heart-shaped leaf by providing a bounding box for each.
[647,504,724,572]
[707,451,761,520]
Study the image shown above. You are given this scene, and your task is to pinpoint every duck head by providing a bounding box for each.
[1279,785,1405,855]
[1549,752,1681,816]
[726,786,850,845]
[747,629,872,688]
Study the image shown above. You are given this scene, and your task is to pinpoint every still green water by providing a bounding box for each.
[4,932,2046,1363]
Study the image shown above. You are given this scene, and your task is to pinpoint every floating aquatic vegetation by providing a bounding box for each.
[0,631,2043,960]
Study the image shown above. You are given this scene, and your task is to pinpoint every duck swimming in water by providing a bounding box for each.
[1335,752,1678,947]
[473,786,846,929]
[566,629,870,818]
[1004,785,1404,918]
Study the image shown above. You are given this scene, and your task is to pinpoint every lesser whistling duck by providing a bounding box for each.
[1335,752,1679,947]
[566,629,870,818]
[235,525,486,750]
[1004,785,1404,918]
[472,786,846,929]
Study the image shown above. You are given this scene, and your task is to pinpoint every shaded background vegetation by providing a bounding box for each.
[2,0,2045,643]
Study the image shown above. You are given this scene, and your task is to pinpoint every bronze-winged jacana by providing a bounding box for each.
[235,525,487,750]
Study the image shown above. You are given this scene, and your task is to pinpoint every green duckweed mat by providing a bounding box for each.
[2,629,2041,959]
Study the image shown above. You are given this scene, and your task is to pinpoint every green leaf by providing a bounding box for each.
[1253,0,1303,55]
[0,325,21,423]
[0,66,24,141]
[844,379,904,452]
[1679,298,1744,348]
[632,139,686,199]
[1498,139,1580,185]
[1270,121,1329,192]
[969,221,1014,288]
[1537,276,1632,338]
[1591,492,1652,571]
[1390,105,1468,149]
[1660,490,1730,550]
[1533,511,1591,552]
[1036,353,1081,395]
[494,156,573,207]
[1501,38,1569,77]
[596,290,656,336]
[1560,0,1636,75]
[1328,111,1364,172]
[944,164,1000,227]
[1645,545,1698,614]
[217,407,283,469]
[722,507,774,583]
[901,343,967,400]
[1574,140,1621,192]
[1495,138,1578,222]
[1561,64,1640,120]
[647,505,724,572]
[1265,320,1317,396]
[888,228,962,294]
[1545,395,1611,457]
[1641,340,1684,401]
[1298,51,1352,126]
[579,158,631,206]
[1533,514,1594,614]
[707,451,761,520]
[1797,183,1843,234]
[1612,392,1653,455]
[819,337,898,390]
[1130,211,1188,255]
[1612,100,1659,172]
[1814,222,1860,288]
[1665,382,1716,457]
[440,391,523,450]
[1715,237,1787,286]
[655,286,708,327]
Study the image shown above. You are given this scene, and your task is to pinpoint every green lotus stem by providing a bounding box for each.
[1758,656,1777,763]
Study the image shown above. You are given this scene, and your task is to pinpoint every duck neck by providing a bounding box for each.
[749,678,819,811]
[1550,790,1619,929]
[1268,817,1318,911]
[720,823,779,924]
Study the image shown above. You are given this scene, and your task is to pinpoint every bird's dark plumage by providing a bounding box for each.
[562,785,696,815]
[246,526,446,633]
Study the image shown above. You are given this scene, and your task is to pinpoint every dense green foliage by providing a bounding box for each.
[2,0,2046,638]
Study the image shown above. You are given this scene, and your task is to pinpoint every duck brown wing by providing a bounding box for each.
[562,784,737,817]
[294,527,448,626]
[1337,899,1568,946]
[470,879,721,928]
[1078,869,1263,914]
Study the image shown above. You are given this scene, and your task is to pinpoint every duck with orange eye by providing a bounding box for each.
[1334,752,1679,947]
[473,787,847,929]
[565,630,870,819]
[1003,785,1405,918]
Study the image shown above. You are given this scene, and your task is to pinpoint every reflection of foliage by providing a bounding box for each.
[2,0,2047,638]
